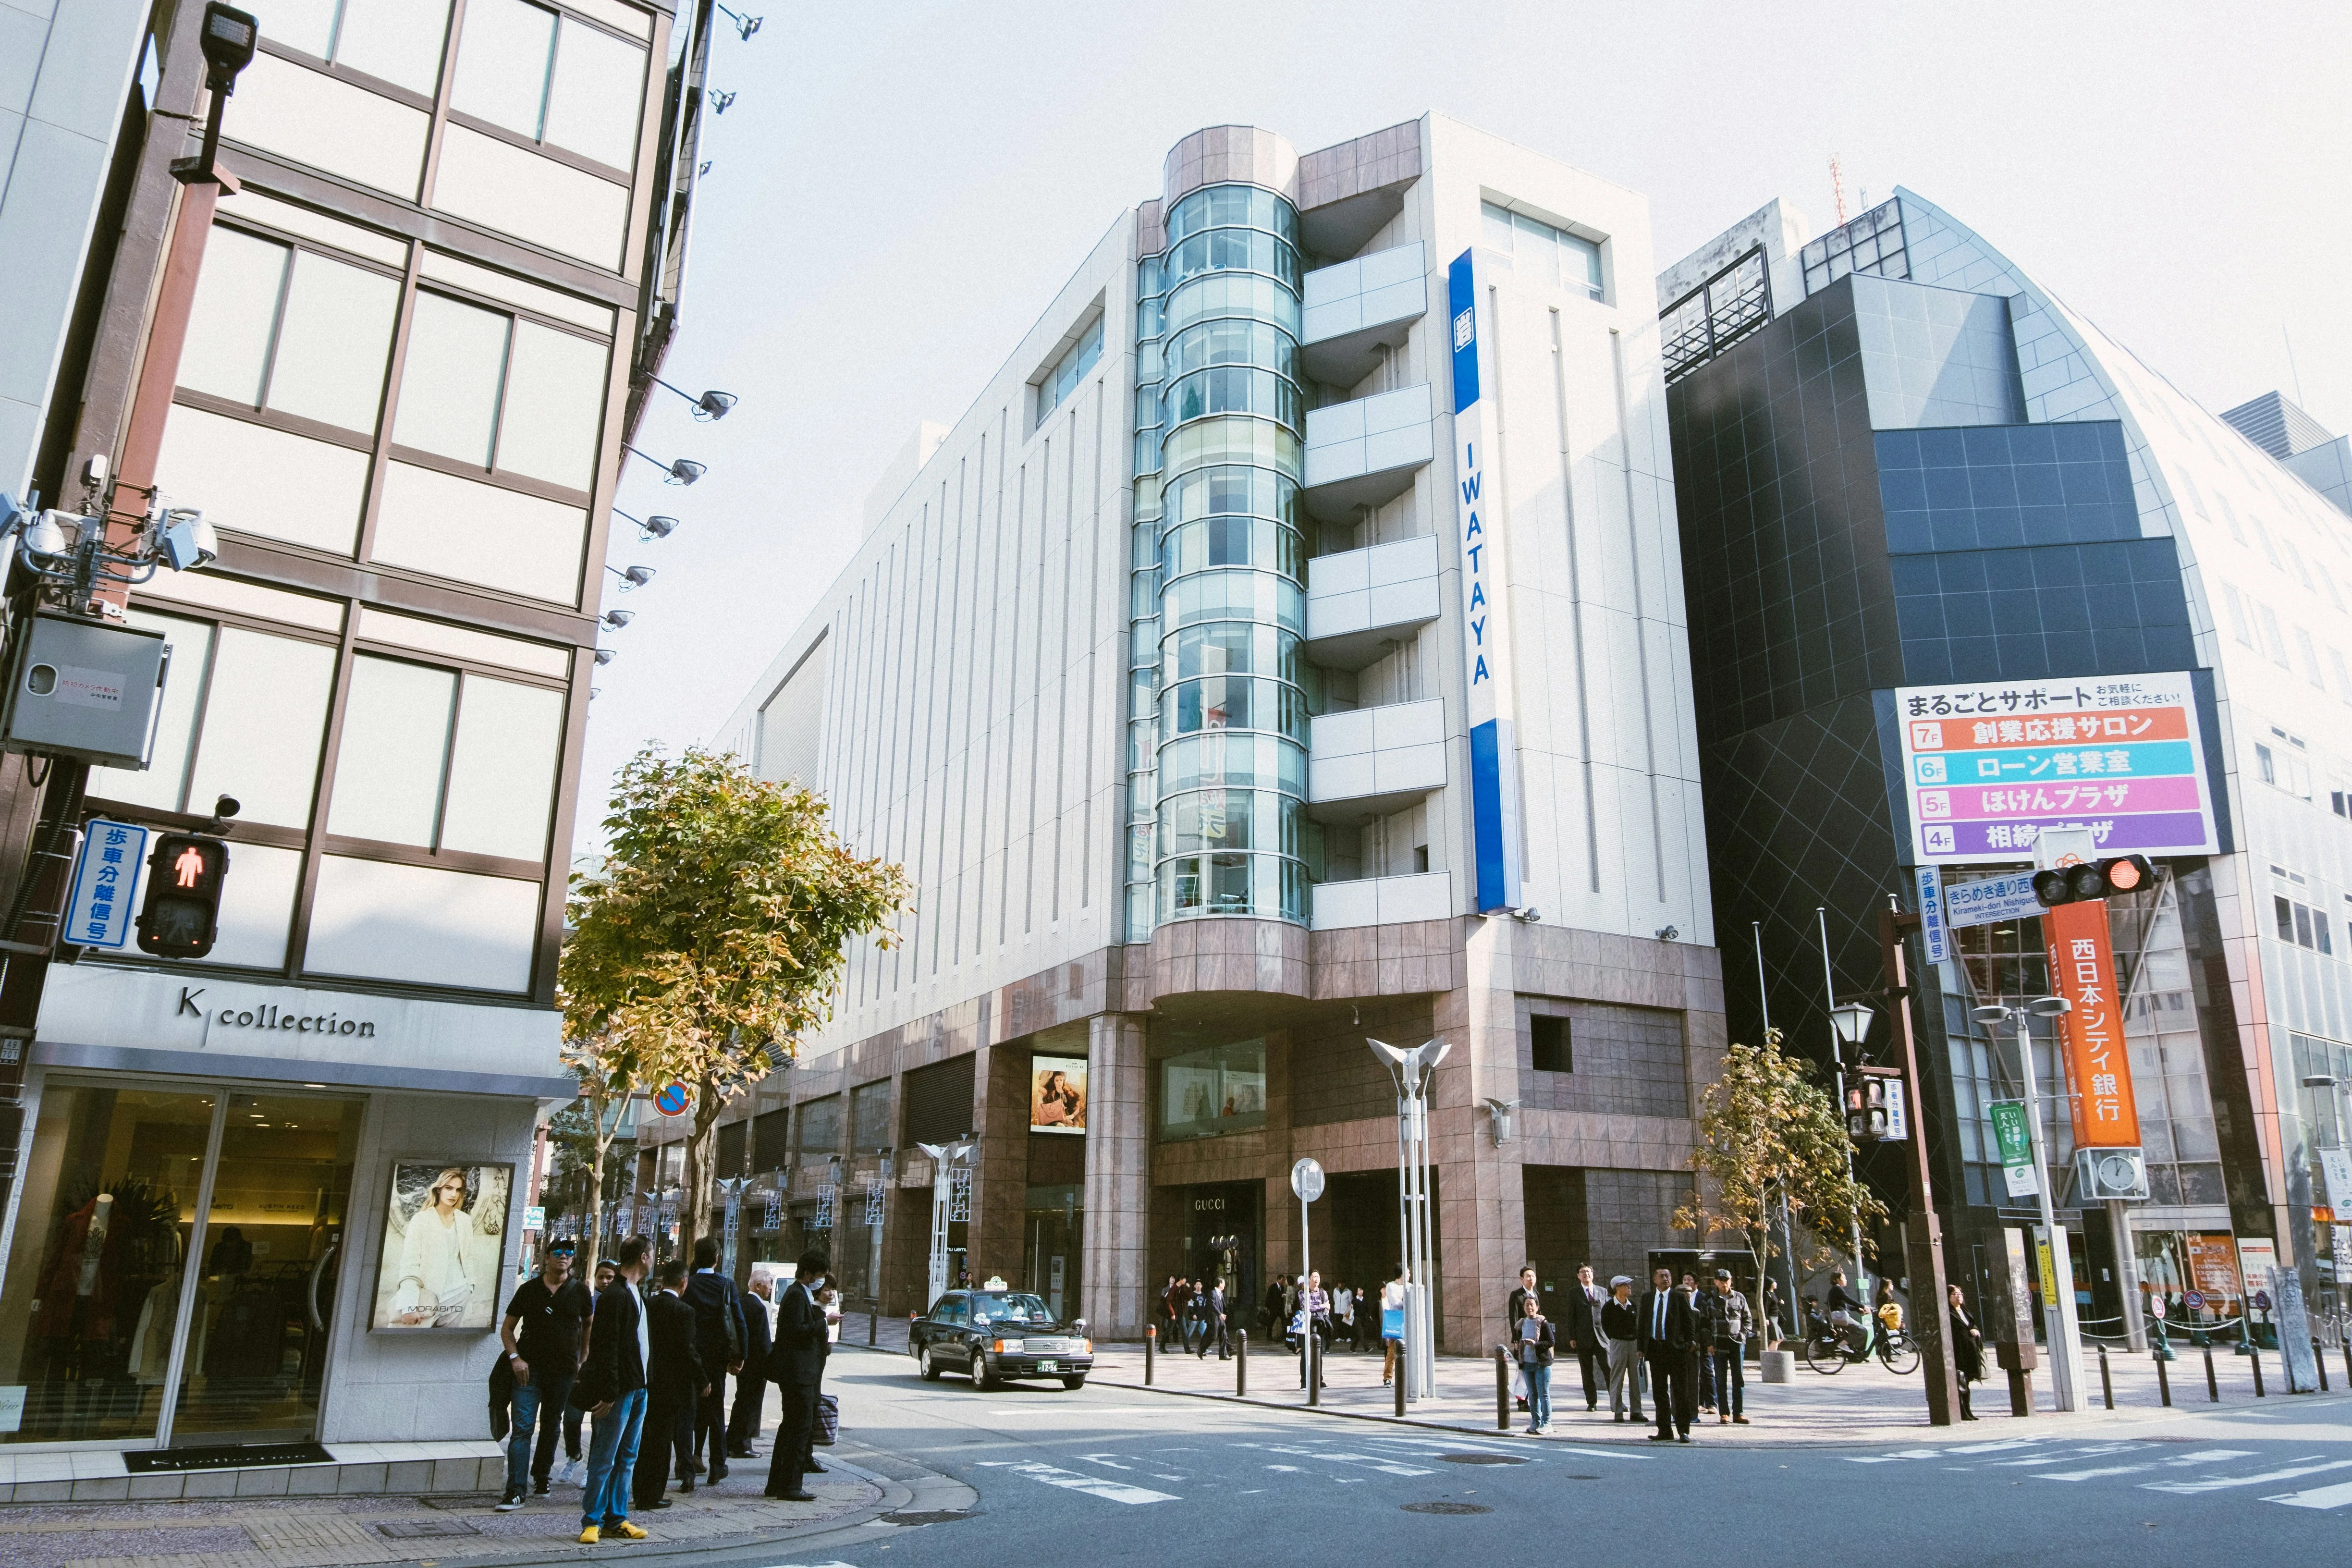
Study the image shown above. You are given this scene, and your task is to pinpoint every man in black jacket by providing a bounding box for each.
[1637,1265,1700,1444]
[632,1261,708,1510]
[682,1238,746,1482]
[726,1275,774,1458]
[575,1237,652,1545]
[1561,1264,1608,1412]
[1194,1275,1230,1360]
[764,1250,831,1501]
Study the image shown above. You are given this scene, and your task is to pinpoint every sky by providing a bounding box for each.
[578,0,2352,850]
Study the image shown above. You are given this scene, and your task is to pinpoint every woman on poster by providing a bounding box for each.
[392,1167,480,1327]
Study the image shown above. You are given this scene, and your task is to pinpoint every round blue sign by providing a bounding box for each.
[653,1082,690,1116]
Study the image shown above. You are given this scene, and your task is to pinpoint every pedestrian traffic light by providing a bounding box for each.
[1844,1066,1904,1142]
[2030,854,2154,907]
[136,834,229,958]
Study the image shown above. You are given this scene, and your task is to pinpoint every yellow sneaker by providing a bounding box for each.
[609,1520,649,1540]
[577,1525,600,1544]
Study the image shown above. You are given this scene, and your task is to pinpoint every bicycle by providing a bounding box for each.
[1802,1305,1921,1375]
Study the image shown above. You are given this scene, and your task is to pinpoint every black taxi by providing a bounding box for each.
[909,1289,1093,1390]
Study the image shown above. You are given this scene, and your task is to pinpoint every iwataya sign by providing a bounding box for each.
[178,985,378,1039]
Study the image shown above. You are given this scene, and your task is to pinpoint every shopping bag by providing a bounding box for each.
[814,1392,839,1446]
[1381,1306,1404,1340]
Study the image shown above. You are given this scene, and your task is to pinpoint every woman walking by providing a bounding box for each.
[1516,1292,1557,1434]
[1947,1284,1984,1421]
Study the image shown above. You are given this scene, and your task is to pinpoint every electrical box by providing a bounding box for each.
[0,613,170,769]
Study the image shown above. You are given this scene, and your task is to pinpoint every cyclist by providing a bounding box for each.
[1825,1271,1872,1359]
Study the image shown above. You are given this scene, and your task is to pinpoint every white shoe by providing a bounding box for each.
[557,1459,585,1488]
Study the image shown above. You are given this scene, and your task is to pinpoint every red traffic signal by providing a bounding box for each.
[2031,854,2155,907]
[136,834,230,958]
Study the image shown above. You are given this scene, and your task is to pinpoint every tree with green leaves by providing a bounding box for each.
[561,745,909,1270]
[1675,1028,1888,1345]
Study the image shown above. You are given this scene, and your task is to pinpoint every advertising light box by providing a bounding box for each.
[1895,672,2218,867]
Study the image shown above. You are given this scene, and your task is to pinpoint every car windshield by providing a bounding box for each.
[969,1293,1054,1324]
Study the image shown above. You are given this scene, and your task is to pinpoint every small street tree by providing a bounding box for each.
[561,746,908,1267]
[1675,1028,1888,1343]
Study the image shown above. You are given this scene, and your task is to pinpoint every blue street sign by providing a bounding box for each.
[1942,871,2043,930]
[1916,866,1948,965]
[64,819,149,949]
[652,1082,690,1116]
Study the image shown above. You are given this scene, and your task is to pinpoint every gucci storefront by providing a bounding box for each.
[1154,1181,1263,1331]
[0,968,568,1458]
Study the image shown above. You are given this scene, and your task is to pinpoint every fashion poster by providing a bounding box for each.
[370,1161,511,1331]
[1029,1055,1087,1133]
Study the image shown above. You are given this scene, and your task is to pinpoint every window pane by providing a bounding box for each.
[331,0,453,95]
[428,123,630,269]
[230,52,429,199]
[306,857,538,992]
[452,0,555,139]
[329,655,456,846]
[245,0,338,56]
[155,406,370,554]
[542,18,645,170]
[208,841,304,968]
[180,227,287,405]
[496,320,607,487]
[440,675,563,858]
[373,461,588,603]
[393,292,508,466]
[89,610,216,811]
[266,249,399,431]
[185,629,337,828]
[1480,201,1515,254]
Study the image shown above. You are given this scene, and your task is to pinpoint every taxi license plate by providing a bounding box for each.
[1037,1360,1059,1372]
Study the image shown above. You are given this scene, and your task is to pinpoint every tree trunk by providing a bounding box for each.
[579,1088,618,1278]
[678,1077,723,1263]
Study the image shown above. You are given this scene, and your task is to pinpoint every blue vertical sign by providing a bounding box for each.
[1915,865,1948,965]
[63,820,149,950]
[1448,248,1521,914]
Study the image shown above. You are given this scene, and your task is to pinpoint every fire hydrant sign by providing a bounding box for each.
[1896,672,2218,865]
[2045,900,2141,1147]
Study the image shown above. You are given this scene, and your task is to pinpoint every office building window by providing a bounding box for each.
[1801,198,1910,294]
[180,226,400,435]
[1037,315,1103,427]
[1158,1039,1266,1141]
[1531,1016,1573,1073]
[2220,582,2254,647]
[2275,894,2333,955]
[1480,200,1604,302]
[328,654,565,858]
[452,0,647,171]
[392,291,609,489]
[257,0,454,96]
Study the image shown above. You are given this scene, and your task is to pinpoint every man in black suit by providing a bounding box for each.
[1561,1264,1608,1412]
[764,1249,831,1502]
[1195,1275,1230,1360]
[682,1238,746,1482]
[1637,1265,1700,1444]
[574,1237,652,1545]
[1505,1266,1541,1411]
[726,1275,774,1458]
[632,1261,708,1510]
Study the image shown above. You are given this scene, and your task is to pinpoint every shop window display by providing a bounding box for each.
[1158,1038,1266,1141]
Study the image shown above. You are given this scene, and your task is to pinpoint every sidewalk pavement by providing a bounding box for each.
[0,1423,890,1568]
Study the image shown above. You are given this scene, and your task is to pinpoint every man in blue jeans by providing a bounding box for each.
[576,1237,653,1544]
[496,1243,593,1509]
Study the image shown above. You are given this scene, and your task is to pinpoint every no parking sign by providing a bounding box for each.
[653,1082,691,1116]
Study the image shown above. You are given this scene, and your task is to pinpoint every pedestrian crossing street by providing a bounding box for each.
[1844,1436,2352,1510]
[974,1430,1648,1506]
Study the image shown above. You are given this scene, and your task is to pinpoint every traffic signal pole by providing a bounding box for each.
[1879,908,1961,1427]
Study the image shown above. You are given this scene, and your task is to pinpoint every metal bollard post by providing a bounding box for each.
[2316,1341,2330,1394]
[1307,1329,1320,1407]
[2205,1346,2219,1402]
[2252,1351,2266,1397]
[870,1307,878,1346]
[2342,1338,2351,1392]
[1495,1345,1511,1431]
[1396,1356,1407,1420]
[1236,1330,1248,1398]
[2155,1350,2171,1407]
[1145,1325,1155,1386]
[2099,1344,2114,1410]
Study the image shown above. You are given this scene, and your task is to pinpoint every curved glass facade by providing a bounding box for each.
[1149,183,1309,925]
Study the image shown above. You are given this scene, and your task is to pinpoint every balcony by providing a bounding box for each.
[1300,241,1427,386]
[1304,534,1442,670]
[1301,384,1434,521]
[1307,696,1446,823]
[1311,870,1452,931]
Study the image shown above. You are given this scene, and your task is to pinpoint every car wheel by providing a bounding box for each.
[919,1346,942,1381]
[973,1354,997,1390]
[1061,1375,1086,1391]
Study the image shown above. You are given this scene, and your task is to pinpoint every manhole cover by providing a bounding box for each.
[879,1510,974,1526]
[377,1519,480,1539]
[1439,1453,1527,1465]
[1402,1501,1491,1515]
[1562,1474,1601,1480]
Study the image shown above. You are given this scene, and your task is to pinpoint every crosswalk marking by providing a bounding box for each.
[2038,1464,2159,1482]
[2265,1478,2352,1510]
[974,1460,1176,1505]
[1249,1443,1433,1477]
[2143,1457,2352,1495]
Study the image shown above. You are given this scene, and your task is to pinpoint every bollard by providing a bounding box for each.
[2342,1338,2351,1392]
[2155,1350,2172,1407]
[1396,1357,1407,1419]
[2252,1351,2266,1397]
[2099,1344,2114,1410]
[1307,1329,1320,1407]
[1236,1330,1248,1397]
[2316,1341,2330,1394]
[1494,1346,1511,1431]
[2204,1347,2219,1402]
[870,1307,878,1346]
[1145,1324,1155,1386]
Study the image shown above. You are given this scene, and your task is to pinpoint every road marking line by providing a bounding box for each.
[2264,1479,2352,1510]
[1948,1439,2045,1454]
[2037,1465,2157,1482]
[994,1460,1176,1505]
[2144,1458,2352,1495]
[2158,1450,2254,1467]
[1256,1444,1433,1477]
[1078,1455,1135,1470]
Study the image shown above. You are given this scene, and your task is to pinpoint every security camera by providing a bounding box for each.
[161,509,218,571]
[1655,925,1679,941]
[213,795,242,820]
[1513,907,1541,923]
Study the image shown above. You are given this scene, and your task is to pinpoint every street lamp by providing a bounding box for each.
[615,508,679,540]
[624,444,705,484]
[1815,911,1873,1287]
[1368,1035,1448,1399]
[649,378,736,420]
[1973,996,2087,1411]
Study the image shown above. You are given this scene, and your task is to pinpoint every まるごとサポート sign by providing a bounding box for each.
[1896,672,2218,866]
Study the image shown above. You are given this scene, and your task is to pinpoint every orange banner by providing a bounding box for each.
[2046,899,2140,1146]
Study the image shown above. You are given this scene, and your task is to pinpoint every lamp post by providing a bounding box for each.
[2304,1073,2352,1320]
[1827,996,1874,1283]
[1974,996,2088,1411]
[1368,1036,1449,1399]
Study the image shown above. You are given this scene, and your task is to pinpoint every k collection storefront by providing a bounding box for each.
[0,966,567,1456]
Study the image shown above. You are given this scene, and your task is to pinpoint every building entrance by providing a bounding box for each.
[0,1078,363,1449]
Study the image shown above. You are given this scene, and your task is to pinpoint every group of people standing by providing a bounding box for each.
[491,1236,843,1544]
[1507,1264,1752,1440]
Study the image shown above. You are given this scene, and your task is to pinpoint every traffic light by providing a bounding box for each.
[136,834,229,958]
[2031,854,2154,907]
[1844,1066,1905,1142]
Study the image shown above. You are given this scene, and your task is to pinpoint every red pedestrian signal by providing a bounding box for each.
[2031,854,2156,907]
[137,834,230,958]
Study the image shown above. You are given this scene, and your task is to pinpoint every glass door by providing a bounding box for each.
[167,1092,362,1445]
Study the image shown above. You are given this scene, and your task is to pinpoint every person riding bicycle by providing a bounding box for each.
[1874,1279,1904,1342]
[1825,1271,1872,1358]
